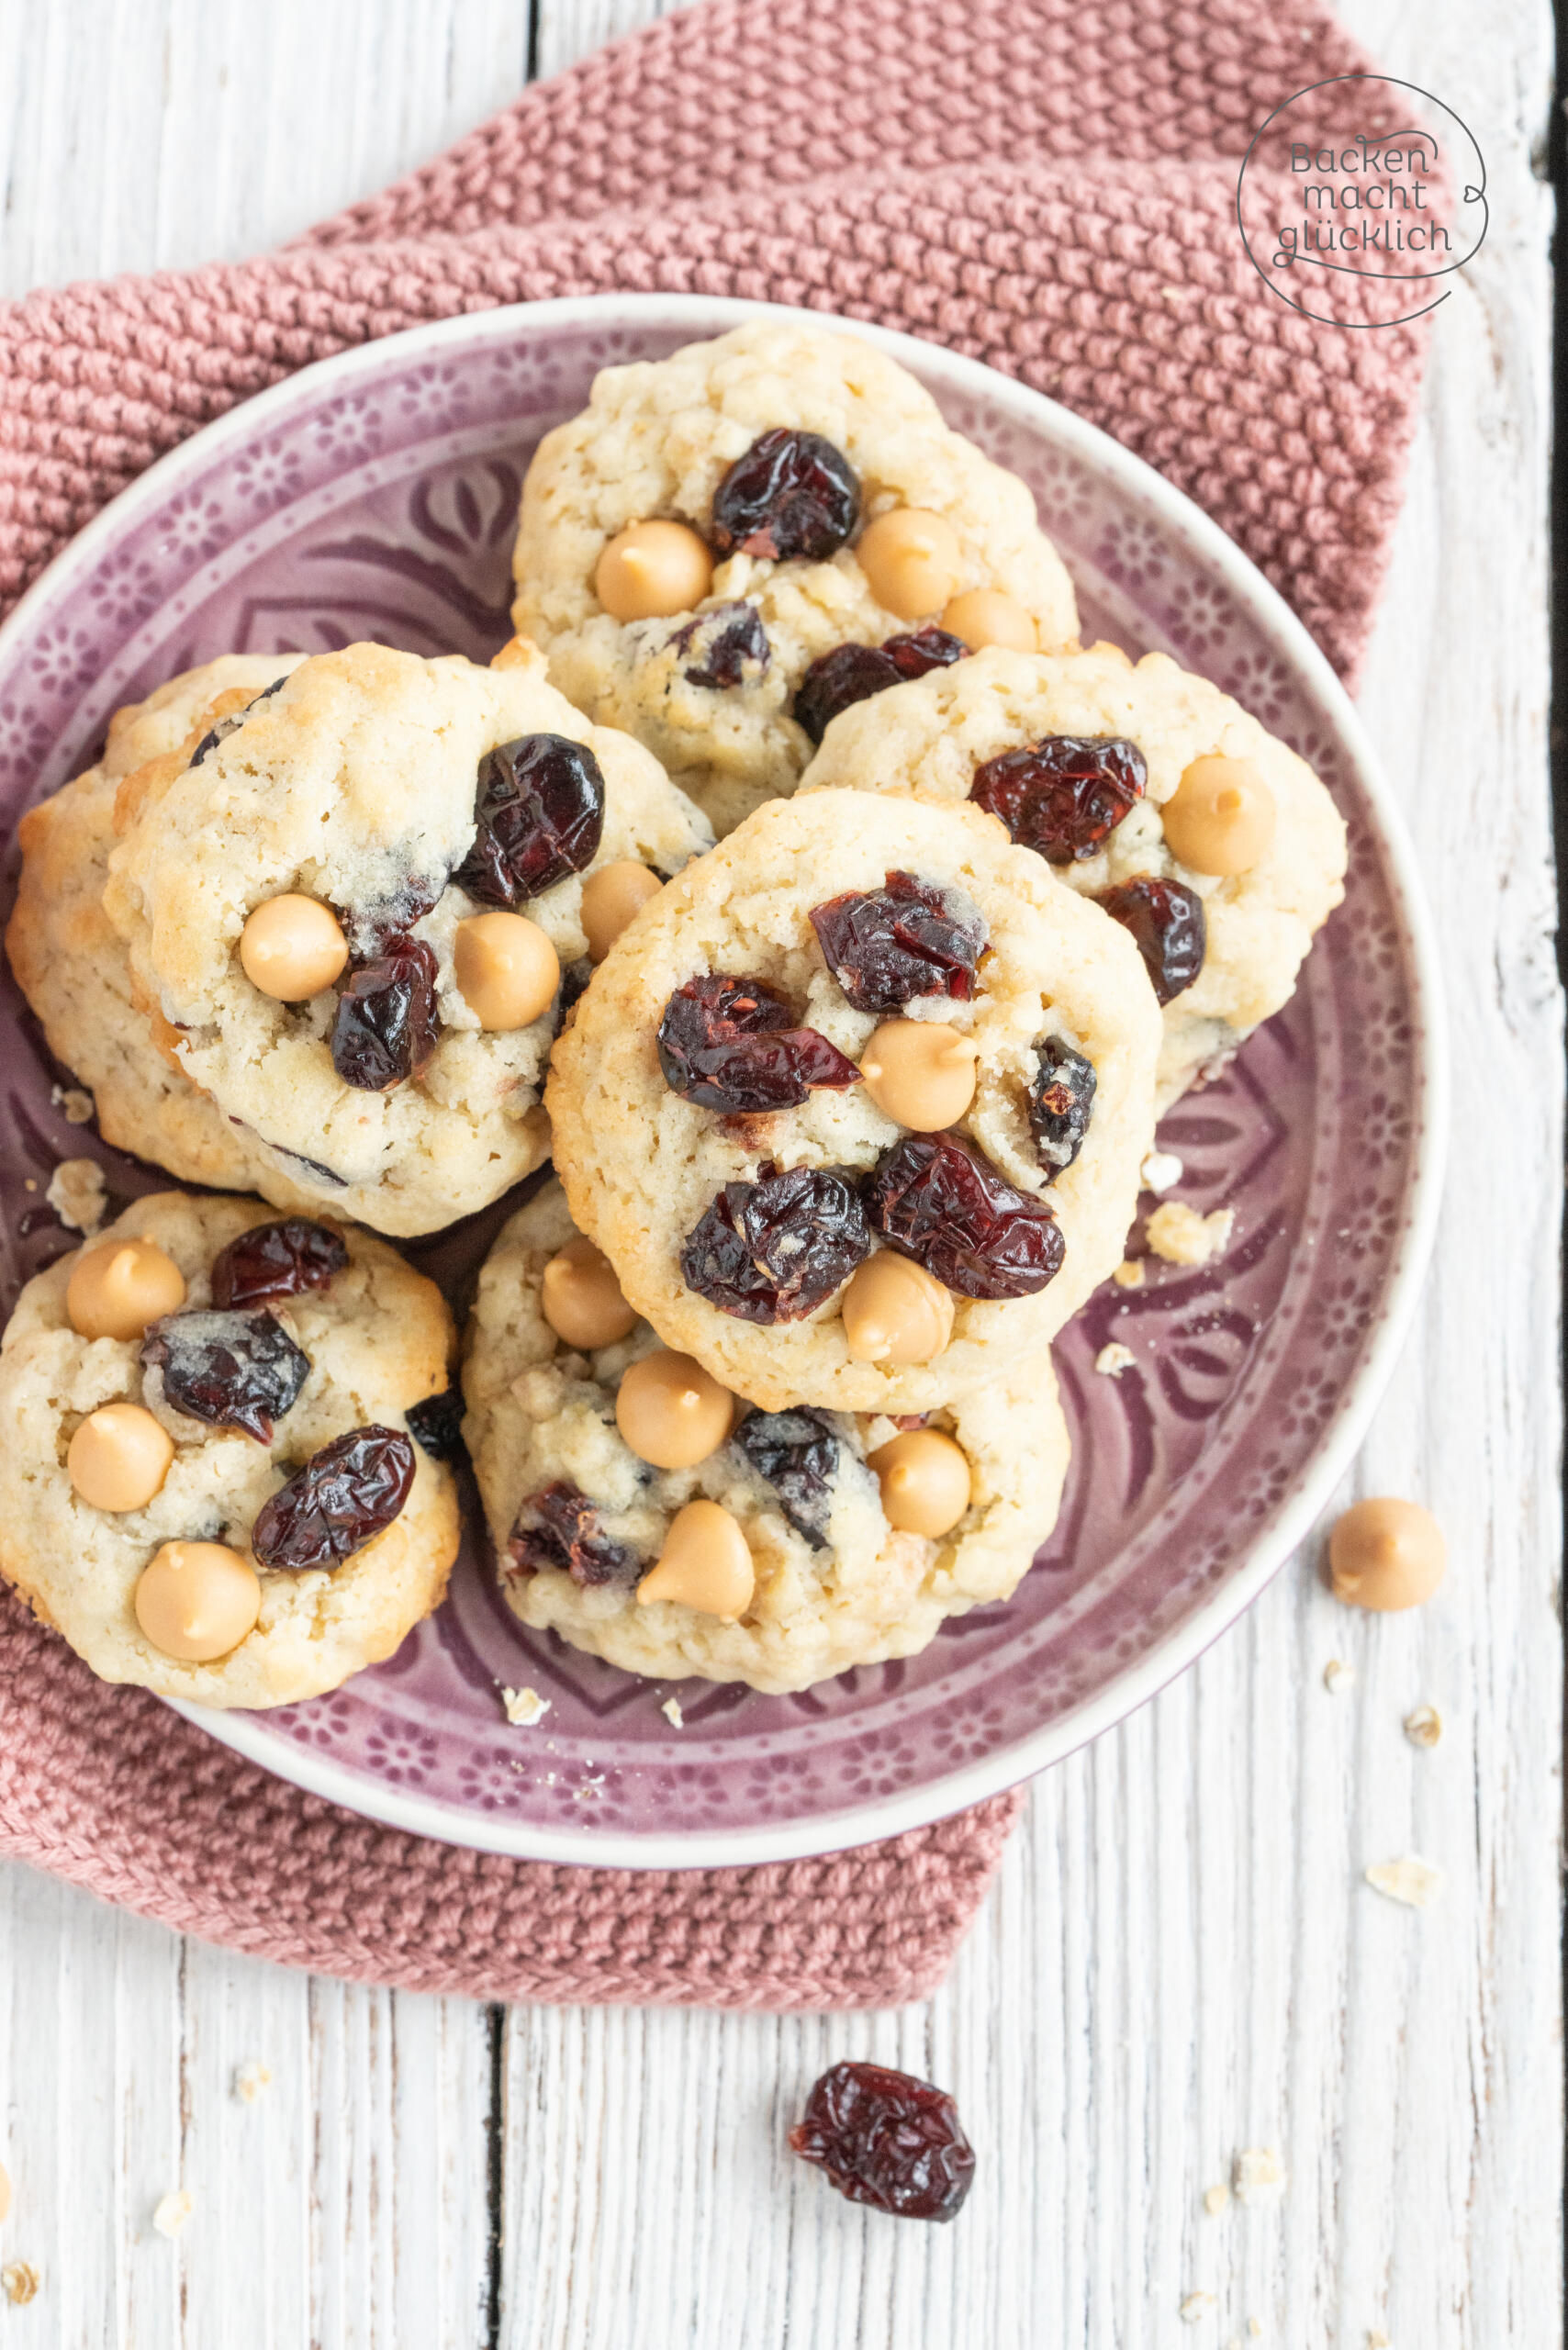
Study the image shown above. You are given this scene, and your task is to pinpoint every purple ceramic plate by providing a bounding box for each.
[0,297,1444,1866]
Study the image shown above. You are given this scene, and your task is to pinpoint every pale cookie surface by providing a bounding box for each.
[102,642,711,1236]
[546,789,1159,1413]
[512,319,1080,837]
[6,655,326,1204]
[0,1192,461,1707]
[800,644,1348,1106]
[464,1183,1070,1692]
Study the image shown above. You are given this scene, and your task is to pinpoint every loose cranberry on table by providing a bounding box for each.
[509,1479,639,1587]
[809,870,986,1014]
[141,1309,310,1443]
[655,975,861,1114]
[969,734,1147,863]
[455,732,606,906]
[864,1134,1065,1299]
[251,1426,416,1571]
[1026,1036,1097,1179]
[789,2061,976,2221]
[793,627,966,745]
[330,933,440,1091]
[1098,875,1207,1003]
[709,429,861,563]
[209,1217,347,1310]
[680,1166,870,1323]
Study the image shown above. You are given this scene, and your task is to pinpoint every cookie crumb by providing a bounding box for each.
[1112,1259,1145,1289]
[1140,1149,1184,1193]
[1404,1703,1441,1749]
[2,2262,38,2305]
[1203,2181,1230,2216]
[660,1696,685,1729]
[151,2189,192,2239]
[1365,1856,1443,1908]
[22,1179,36,1193]
[500,1686,550,1729]
[1323,1658,1356,1695]
[1146,1200,1234,1266]
[51,1084,95,1125]
[1095,1341,1137,1379]
[1232,2146,1286,2205]
[1180,2290,1215,2322]
[232,2063,272,2105]
[46,1158,107,1235]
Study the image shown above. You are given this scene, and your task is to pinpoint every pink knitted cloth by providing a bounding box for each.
[0,0,1426,2009]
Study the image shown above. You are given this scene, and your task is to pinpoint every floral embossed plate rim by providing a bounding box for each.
[0,295,1446,1867]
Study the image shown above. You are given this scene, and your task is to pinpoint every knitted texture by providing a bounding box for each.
[0,0,1427,2009]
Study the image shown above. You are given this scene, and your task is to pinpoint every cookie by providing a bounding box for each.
[512,319,1080,837]
[6,654,322,1203]
[101,640,712,1236]
[463,1182,1070,1693]
[799,643,1349,1107]
[545,789,1160,1414]
[0,1191,462,1708]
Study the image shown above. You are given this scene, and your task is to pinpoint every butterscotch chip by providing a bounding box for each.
[595,520,714,621]
[868,1429,971,1538]
[66,1235,185,1340]
[580,861,663,962]
[858,1019,978,1131]
[840,1252,954,1367]
[453,912,559,1031]
[615,1350,733,1469]
[940,588,1037,654]
[1162,755,1276,877]
[1328,1498,1445,1612]
[238,894,348,1002]
[636,1499,755,1618]
[67,1403,174,1513]
[541,1236,635,1350]
[856,507,963,620]
[135,1542,263,1663]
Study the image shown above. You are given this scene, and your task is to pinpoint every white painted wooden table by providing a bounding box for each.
[0,3,1559,2344]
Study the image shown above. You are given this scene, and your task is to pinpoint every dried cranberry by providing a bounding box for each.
[509,1479,638,1587]
[710,429,860,563]
[190,674,287,768]
[1098,876,1206,1004]
[680,1166,869,1323]
[865,1135,1064,1299]
[405,1387,465,1462]
[810,870,985,1013]
[656,975,860,1114]
[455,733,605,907]
[330,933,440,1091]
[141,1309,310,1443]
[733,1409,840,1547]
[970,734,1146,864]
[668,601,771,688]
[789,2062,976,2221]
[210,1217,347,1310]
[1026,1037,1096,1180]
[793,628,965,745]
[252,1426,415,1570]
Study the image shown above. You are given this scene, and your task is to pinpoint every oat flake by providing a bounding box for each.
[1365,1856,1444,1908]
[1403,1703,1441,1749]
[152,2189,192,2239]
[2,2262,38,2305]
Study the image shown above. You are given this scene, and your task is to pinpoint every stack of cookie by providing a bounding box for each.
[0,319,1347,1709]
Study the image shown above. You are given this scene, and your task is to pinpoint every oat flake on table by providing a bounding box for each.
[1365,1856,1444,1908]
